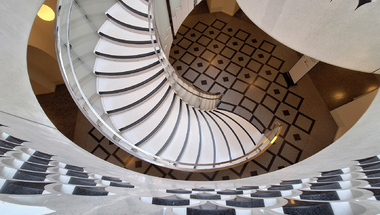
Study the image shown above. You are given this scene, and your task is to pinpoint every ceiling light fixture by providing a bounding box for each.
[38,4,55,21]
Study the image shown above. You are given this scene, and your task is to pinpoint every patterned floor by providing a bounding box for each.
[72,9,338,181]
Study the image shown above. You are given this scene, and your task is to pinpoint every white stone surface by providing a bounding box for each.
[236,0,380,72]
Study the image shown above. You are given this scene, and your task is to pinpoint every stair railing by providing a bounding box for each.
[148,0,222,110]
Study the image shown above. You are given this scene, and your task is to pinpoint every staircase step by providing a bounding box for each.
[190,193,221,200]
[119,0,149,18]
[300,190,340,201]
[152,195,189,206]
[98,20,152,43]
[98,68,164,94]
[94,56,160,76]
[106,3,149,30]
[226,196,265,208]
[282,199,334,215]
[95,39,158,58]
[101,77,168,112]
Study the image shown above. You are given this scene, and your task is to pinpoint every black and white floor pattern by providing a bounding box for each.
[74,10,337,181]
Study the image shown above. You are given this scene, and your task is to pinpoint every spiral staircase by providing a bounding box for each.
[58,0,281,171]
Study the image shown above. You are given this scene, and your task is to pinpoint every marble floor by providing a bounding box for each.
[37,3,380,181]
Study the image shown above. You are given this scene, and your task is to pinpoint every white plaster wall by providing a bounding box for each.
[0,1,54,127]
[236,0,380,73]
[331,89,379,141]
[1,0,380,213]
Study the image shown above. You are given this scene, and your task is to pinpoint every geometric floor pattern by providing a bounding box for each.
[73,9,337,181]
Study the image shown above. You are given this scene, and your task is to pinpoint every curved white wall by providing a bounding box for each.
[0,0,380,213]
[236,0,380,73]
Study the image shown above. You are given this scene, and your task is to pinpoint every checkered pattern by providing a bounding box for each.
[76,14,334,181]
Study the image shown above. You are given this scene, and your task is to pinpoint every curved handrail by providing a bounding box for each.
[147,0,222,110]
[153,122,282,171]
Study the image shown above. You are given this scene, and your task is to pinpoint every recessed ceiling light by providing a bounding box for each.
[38,4,55,21]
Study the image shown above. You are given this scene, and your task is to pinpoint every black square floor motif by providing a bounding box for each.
[201,80,207,85]
[293,134,301,141]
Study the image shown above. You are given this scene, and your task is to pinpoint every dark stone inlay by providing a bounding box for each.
[194,47,199,52]
[65,164,84,172]
[362,169,380,178]
[69,177,96,186]
[360,161,380,171]
[222,176,230,180]
[238,57,244,61]
[283,200,334,215]
[13,170,49,181]
[258,54,264,58]
[233,42,238,46]
[223,77,229,82]
[191,33,196,37]
[66,170,89,178]
[293,134,301,141]
[187,201,235,215]
[280,180,303,185]
[218,59,224,64]
[174,50,179,54]
[321,169,344,176]
[226,196,265,208]
[236,186,259,190]
[251,190,282,197]
[209,30,215,35]
[274,89,280,94]
[73,186,108,196]
[228,28,233,32]
[317,175,343,182]
[283,110,290,116]
[201,80,207,85]
[0,181,49,195]
[252,39,257,43]
[192,187,215,191]
[268,185,293,190]
[20,162,49,172]
[135,160,142,168]
[109,182,134,188]
[300,190,340,201]
[244,74,250,79]
[250,171,258,176]
[101,176,122,182]
[33,151,52,159]
[197,63,203,67]
[265,70,272,76]
[177,66,182,70]
[152,195,189,206]
[190,192,221,200]
[310,182,341,190]
[357,156,380,164]
[166,188,192,194]
[27,156,50,165]
[213,44,219,49]
[217,189,243,195]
